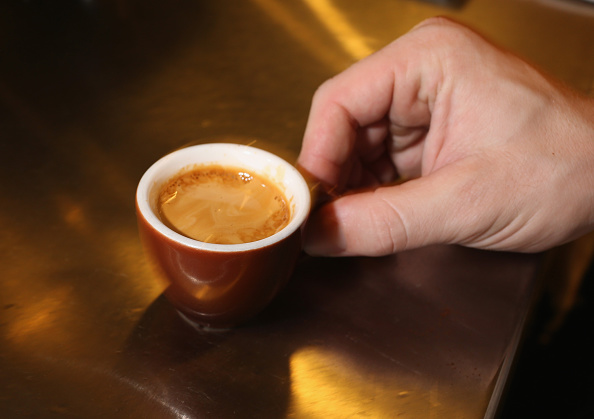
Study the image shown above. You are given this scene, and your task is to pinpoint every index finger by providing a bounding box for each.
[297,19,443,185]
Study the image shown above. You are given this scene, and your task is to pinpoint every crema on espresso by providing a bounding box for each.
[157,164,290,244]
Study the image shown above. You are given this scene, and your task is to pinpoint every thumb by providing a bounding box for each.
[303,165,477,256]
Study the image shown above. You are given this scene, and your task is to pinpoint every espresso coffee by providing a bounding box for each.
[157,164,290,244]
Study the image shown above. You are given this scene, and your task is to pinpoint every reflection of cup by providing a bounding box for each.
[136,143,311,329]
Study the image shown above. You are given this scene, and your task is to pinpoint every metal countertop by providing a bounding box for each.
[1,0,593,417]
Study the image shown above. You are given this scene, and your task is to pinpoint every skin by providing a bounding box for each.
[298,17,594,257]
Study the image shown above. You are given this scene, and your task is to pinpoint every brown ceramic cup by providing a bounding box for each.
[136,143,311,329]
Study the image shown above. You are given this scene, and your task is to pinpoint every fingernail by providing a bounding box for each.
[303,204,345,256]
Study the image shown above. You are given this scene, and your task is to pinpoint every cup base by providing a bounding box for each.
[176,310,232,333]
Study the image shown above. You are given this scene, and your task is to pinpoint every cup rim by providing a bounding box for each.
[136,143,311,252]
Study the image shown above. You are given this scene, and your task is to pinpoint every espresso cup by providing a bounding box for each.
[136,143,311,329]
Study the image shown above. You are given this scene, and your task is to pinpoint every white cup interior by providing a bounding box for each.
[136,143,311,252]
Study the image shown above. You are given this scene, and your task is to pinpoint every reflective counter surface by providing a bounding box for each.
[1,0,593,417]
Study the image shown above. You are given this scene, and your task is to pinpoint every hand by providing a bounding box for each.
[298,17,594,257]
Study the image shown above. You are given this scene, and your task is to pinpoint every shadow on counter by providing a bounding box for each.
[117,247,538,418]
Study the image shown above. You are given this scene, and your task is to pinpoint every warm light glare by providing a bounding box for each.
[54,193,91,235]
[302,0,374,60]
[7,286,72,343]
[249,0,361,71]
[288,346,479,418]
